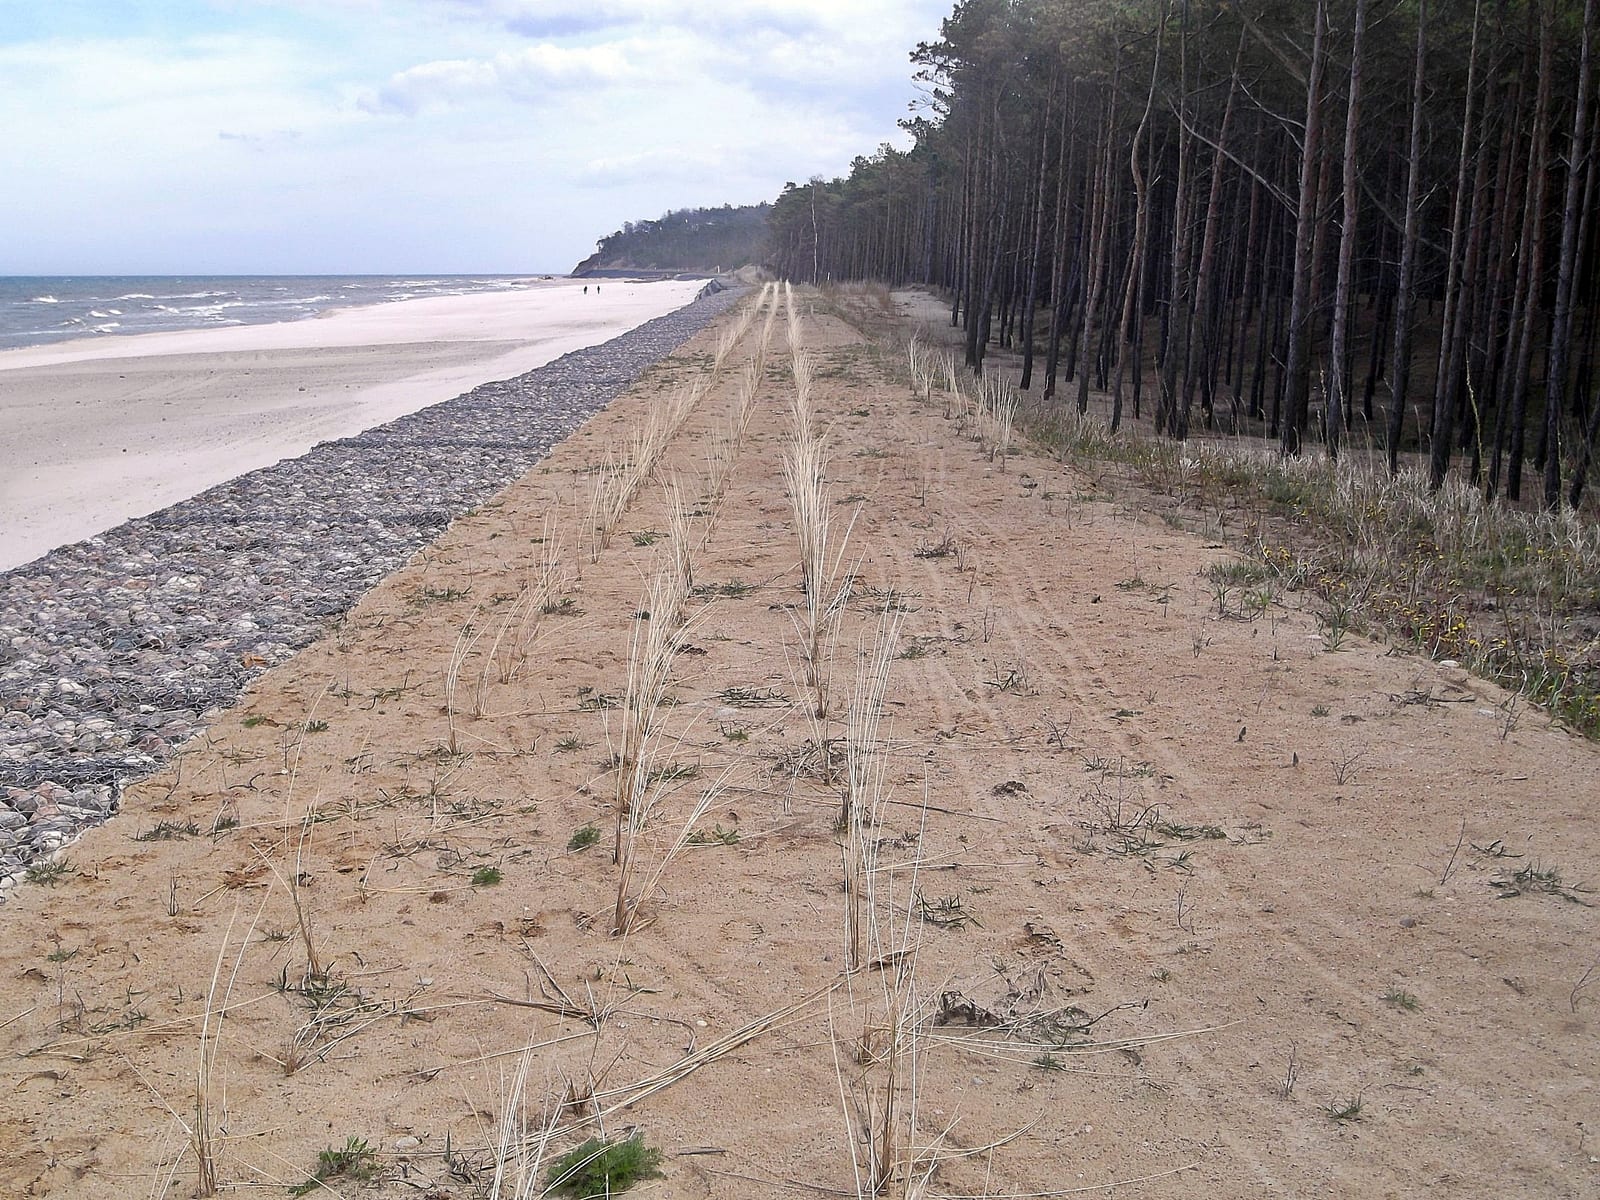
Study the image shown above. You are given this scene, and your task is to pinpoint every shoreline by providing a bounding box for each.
[0,278,707,571]
[0,285,744,891]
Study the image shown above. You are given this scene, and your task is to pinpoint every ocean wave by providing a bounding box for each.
[2,276,544,351]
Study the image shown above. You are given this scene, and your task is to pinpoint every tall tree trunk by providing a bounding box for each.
[1043,89,1078,404]
[1506,3,1556,502]
[1326,0,1368,460]
[1281,0,1328,456]
[1387,0,1428,475]
[1077,79,1119,415]
[1111,11,1166,431]
[1543,0,1596,506]
[1020,80,1056,391]
[1181,30,1245,440]
[1429,0,1483,489]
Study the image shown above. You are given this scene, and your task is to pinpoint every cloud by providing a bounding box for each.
[360,42,634,114]
[218,129,304,150]
[576,146,726,187]
[0,0,952,273]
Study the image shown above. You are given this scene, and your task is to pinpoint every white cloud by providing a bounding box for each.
[0,0,951,273]
[577,146,727,186]
[360,42,636,114]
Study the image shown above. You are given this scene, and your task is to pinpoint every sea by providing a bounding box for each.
[0,275,561,352]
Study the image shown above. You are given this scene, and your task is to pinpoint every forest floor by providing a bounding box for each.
[1,285,1597,1199]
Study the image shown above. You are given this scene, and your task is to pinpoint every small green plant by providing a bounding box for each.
[289,1136,377,1196]
[720,723,750,742]
[1031,1052,1066,1072]
[1326,1096,1365,1123]
[720,685,788,707]
[555,736,586,752]
[567,825,601,852]
[687,824,740,846]
[985,666,1031,695]
[24,858,71,886]
[410,585,469,607]
[242,715,274,728]
[694,579,757,599]
[304,720,329,734]
[1318,601,1352,651]
[133,820,202,842]
[1493,861,1590,903]
[1311,704,1331,717]
[632,529,662,547]
[914,891,978,929]
[1382,987,1419,1011]
[470,866,504,887]
[1206,559,1271,588]
[650,761,699,783]
[546,1134,663,1197]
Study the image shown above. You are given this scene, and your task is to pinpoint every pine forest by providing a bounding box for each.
[767,0,1600,509]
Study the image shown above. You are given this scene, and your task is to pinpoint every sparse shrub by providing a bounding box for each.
[289,1136,376,1196]
[567,825,600,852]
[545,1134,663,1197]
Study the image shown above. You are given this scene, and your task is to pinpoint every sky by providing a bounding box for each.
[0,0,953,275]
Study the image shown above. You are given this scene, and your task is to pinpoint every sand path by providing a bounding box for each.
[0,286,1594,1198]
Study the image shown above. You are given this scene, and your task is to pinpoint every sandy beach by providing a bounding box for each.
[0,284,1594,1197]
[0,279,705,571]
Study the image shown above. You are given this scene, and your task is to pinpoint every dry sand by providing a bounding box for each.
[0,285,1596,1198]
[0,279,705,571]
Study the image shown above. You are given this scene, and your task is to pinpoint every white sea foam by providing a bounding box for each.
[115,293,156,300]
[31,295,59,303]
